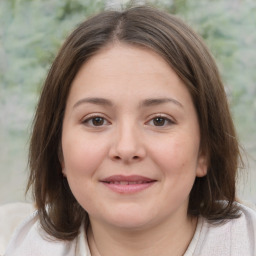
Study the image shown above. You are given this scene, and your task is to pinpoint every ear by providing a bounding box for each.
[196,153,208,177]
[58,143,66,176]
[61,164,67,177]
[60,159,67,177]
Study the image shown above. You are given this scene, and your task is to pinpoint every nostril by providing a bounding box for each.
[113,155,140,161]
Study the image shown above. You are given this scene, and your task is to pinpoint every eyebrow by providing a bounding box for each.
[73,97,113,109]
[140,98,183,108]
[73,97,183,109]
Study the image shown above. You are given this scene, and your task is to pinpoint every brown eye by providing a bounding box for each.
[92,117,105,126]
[153,117,166,126]
[147,116,174,128]
[82,116,109,127]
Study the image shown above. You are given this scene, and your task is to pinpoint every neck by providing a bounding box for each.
[87,213,197,256]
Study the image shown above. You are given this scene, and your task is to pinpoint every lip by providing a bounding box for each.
[100,175,157,194]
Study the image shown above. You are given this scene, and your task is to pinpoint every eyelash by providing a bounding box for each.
[82,114,175,128]
[146,115,175,127]
[82,114,110,127]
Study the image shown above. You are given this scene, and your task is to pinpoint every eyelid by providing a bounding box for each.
[81,113,111,126]
[145,113,176,126]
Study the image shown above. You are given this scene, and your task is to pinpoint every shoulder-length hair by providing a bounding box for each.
[27,5,242,240]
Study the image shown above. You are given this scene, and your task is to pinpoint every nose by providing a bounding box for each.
[109,123,146,164]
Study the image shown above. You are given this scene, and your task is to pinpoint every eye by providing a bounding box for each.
[152,117,166,126]
[82,116,109,127]
[147,116,174,127]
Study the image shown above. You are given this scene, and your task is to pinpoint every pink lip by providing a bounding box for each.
[100,175,156,194]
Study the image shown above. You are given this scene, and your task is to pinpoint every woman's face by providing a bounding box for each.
[61,44,207,230]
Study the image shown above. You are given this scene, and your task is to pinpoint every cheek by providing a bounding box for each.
[150,134,200,175]
[61,136,109,212]
[62,134,108,177]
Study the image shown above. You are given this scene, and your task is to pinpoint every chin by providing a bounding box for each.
[104,209,157,230]
[111,219,152,230]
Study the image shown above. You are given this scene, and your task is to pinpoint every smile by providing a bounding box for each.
[100,175,156,194]
[104,181,151,185]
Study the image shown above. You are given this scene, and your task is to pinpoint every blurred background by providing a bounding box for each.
[0,0,255,205]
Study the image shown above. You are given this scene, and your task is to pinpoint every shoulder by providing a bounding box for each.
[2,206,90,256]
[194,202,256,256]
[0,202,35,256]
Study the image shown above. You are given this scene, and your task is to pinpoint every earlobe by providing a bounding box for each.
[58,143,66,176]
[60,161,67,177]
[59,157,67,177]
[62,169,67,177]
[196,155,208,177]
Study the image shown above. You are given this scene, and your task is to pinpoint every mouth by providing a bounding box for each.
[103,181,152,185]
[100,175,157,194]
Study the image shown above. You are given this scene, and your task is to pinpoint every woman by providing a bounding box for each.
[4,5,256,256]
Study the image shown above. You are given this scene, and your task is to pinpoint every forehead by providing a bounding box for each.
[77,43,173,74]
[66,43,193,111]
[72,44,184,89]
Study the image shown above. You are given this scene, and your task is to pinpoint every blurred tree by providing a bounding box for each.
[0,0,255,203]
[0,0,106,203]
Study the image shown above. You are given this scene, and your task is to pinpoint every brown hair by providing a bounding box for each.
[27,5,242,240]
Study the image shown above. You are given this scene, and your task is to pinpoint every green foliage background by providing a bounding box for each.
[0,0,255,203]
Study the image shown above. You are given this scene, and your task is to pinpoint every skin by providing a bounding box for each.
[61,43,207,256]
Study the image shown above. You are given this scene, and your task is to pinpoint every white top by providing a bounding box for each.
[2,203,256,256]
